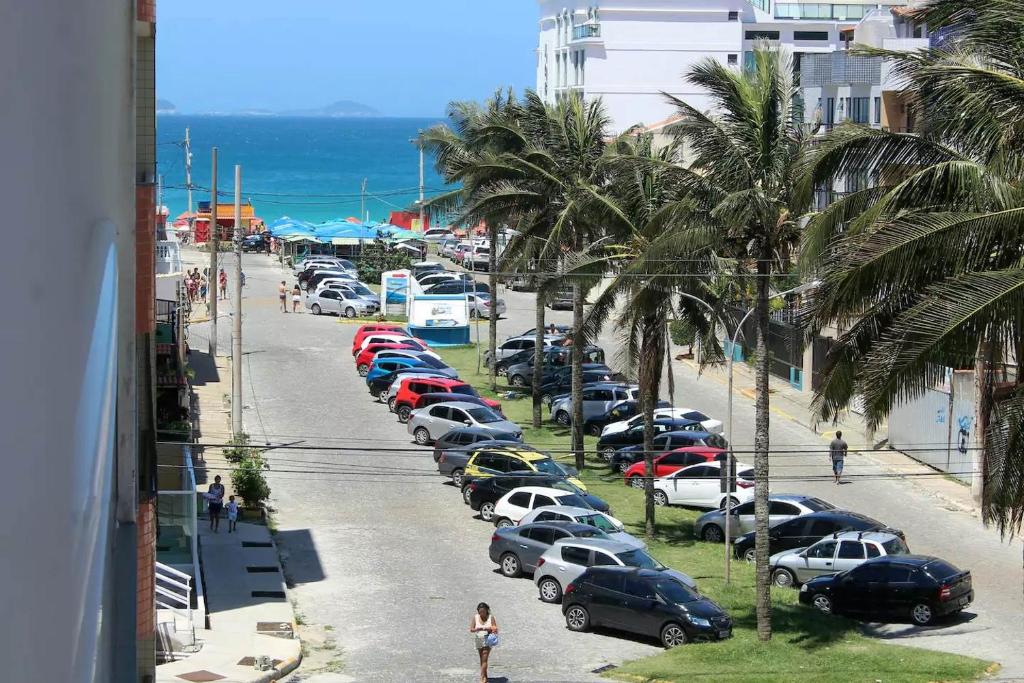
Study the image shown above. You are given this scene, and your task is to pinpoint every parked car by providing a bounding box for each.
[534,539,696,604]
[355,333,429,356]
[505,274,536,291]
[549,289,574,310]
[550,384,640,426]
[302,269,355,291]
[519,506,641,548]
[422,228,453,243]
[241,234,267,252]
[562,567,732,647]
[597,416,716,460]
[799,556,972,626]
[651,462,755,510]
[432,429,524,463]
[467,292,506,319]
[426,280,491,295]
[771,530,910,588]
[439,238,460,258]
[292,257,339,274]
[623,447,727,488]
[521,324,573,337]
[538,366,626,403]
[410,261,446,278]
[490,522,613,577]
[463,448,584,491]
[492,335,566,368]
[366,367,454,401]
[733,510,903,563]
[465,474,607,520]
[582,400,670,436]
[351,323,411,354]
[602,408,724,437]
[305,289,376,317]
[694,494,836,543]
[452,243,473,265]
[436,439,529,486]
[500,344,603,379]
[407,402,522,445]
[492,487,594,528]
[365,357,457,387]
[392,376,499,415]
[416,272,460,289]
[314,280,380,308]
[355,343,435,376]
[408,391,504,421]
[465,245,491,271]
[609,432,728,473]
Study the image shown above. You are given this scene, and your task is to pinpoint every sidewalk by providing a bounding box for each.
[673,349,978,515]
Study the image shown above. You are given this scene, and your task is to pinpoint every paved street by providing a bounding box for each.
[191,249,1023,681]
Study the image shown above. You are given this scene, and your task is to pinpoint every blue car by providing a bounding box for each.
[365,356,457,386]
[609,429,729,473]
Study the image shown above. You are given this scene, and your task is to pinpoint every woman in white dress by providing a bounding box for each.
[468,602,498,683]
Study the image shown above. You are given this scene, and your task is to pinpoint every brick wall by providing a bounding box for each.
[136,185,156,334]
[136,498,156,676]
[137,0,156,24]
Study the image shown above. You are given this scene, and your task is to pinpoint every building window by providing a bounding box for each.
[873,96,881,125]
[728,54,738,66]
[746,30,781,40]
[728,11,739,21]
[794,31,829,41]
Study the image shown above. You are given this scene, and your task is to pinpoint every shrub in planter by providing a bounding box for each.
[231,451,271,509]
[223,433,261,464]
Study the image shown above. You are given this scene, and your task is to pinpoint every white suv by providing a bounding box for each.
[491,487,592,528]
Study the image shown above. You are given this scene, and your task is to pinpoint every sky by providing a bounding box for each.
[157,0,538,117]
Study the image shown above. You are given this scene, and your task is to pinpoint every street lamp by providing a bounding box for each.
[678,280,819,584]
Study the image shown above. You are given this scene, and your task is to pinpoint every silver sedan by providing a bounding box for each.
[693,494,836,543]
[467,292,506,319]
[407,401,522,445]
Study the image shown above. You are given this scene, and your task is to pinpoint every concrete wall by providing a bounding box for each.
[0,2,137,681]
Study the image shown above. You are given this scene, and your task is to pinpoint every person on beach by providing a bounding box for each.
[469,602,498,683]
[829,431,848,484]
[292,284,302,312]
[207,475,225,532]
[219,268,228,300]
[226,495,239,533]
[279,281,289,312]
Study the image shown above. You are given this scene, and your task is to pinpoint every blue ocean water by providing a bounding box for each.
[156,115,447,225]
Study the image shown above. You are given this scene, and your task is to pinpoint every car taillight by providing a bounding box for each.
[737,480,754,489]
[536,558,545,567]
[483,300,491,307]
[468,483,477,492]
[565,582,577,595]
[491,534,501,542]
[439,453,446,463]
[938,584,952,601]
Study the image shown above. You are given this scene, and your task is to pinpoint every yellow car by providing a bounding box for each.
[464,448,587,491]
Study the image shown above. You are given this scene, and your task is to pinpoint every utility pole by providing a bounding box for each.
[231,164,243,435]
[184,127,193,236]
[209,147,218,356]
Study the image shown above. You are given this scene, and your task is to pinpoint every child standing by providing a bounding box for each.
[226,495,239,533]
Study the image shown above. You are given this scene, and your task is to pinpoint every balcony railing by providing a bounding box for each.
[801,52,882,87]
[572,23,600,40]
[775,2,896,21]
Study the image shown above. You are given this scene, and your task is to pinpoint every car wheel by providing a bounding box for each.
[387,397,397,412]
[300,280,309,291]
[660,622,688,648]
[495,517,514,529]
[628,476,644,489]
[356,363,370,377]
[653,490,669,507]
[911,603,935,626]
[345,306,357,318]
[311,303,321,315]
[555,411,570,426]
[469,309,478,319]
[376,387,390,401]
[538,578,563,603]
[586,423,602,436]
[617,460,632,475]
[397,406,412,423]
[564,605,589,631]
[600,446,616,460]
[743,548,756,563]
[499,553,522,578]
[772,568,797,588]
[452,470,466,490]
[812,593,833,615]
[510,375,525,388]
[720,496,740,510]
[479,501,496,522]
[413,428,431,446]
[701,525,725,543]
[496,367,508,377]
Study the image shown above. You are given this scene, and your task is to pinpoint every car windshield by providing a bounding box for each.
[655,578,700,604]
[348,284,373,296]
[531,458,562,476]
[549,480,584,494]
[577,514,618,532]
[574,527,609,539]
[683,410,710,422]
[451,385,475,396]
[803,497,834,512]
[617,549,665,570]
[555,493,590,508]
[882,538,910,555]
[467,407,501,424]
[419,356,448,369]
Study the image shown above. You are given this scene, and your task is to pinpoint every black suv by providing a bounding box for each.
[733,510,903,562]
[800,555,972,625]
[562,566,732,647]
[426,280,490,295]
[464,474,610,521]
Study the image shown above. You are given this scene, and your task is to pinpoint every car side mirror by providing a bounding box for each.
[463,420,472,426]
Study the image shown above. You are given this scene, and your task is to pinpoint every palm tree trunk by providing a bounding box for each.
[532,289,545,429]
[640,319,665,539]
[488,225,499,393]
[754,260,773,641]
[665,320,676,407]
[571,281,586,470]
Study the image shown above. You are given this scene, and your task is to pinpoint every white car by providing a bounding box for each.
[492,487,594,528]
[601,407,723,436]
[292,258,343,274]
[518,505,643,548]
[467,292,506,319]
[357,333,424,354]
[305,289,376,317]
[422,228,453,242]
[652,461,755,509]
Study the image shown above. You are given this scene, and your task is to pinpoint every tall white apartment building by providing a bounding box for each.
[536,1,928,136]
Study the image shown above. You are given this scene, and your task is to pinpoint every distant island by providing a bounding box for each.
[280,100,381,118]
[156,98,177,114]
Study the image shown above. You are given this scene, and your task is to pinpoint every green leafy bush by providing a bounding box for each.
[669,319,696,346]
[223,433,260,464]
[356,239,413,284]
[231,450,271,508]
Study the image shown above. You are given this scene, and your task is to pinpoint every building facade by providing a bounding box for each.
[535,0,915,135]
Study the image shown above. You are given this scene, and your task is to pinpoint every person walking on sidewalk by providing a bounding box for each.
[829,431,848,484]
[292,284,302,313]
[207,475,225,531]
[279,281,289,312]
[226,495,239,533]
[469,602,498,683]
[219,268,228,300]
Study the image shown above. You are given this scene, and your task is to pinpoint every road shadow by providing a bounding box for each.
[274,528,326,587]
[861,611,980,638]
[188,347,220,386]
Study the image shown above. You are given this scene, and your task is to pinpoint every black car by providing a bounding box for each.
[609,430,727,473]
[465,474,610,520]
[733,510,902,562]
[425,280,491,295]
[432,431,524,463]
[538,366,625,402]
[583,399,672,436]
[504,346,605,386]
[563,566,732,647]
[597,417,706,457]
[366,367,454,399]
[800,555,973,626]
[241,233,268,252]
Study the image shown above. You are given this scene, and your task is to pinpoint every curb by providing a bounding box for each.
[256,649,302,683]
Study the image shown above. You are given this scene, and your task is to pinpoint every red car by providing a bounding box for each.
[355,342,422,376]
[351,323,409,355]
[623,447,727,488]
[392,376,500,415]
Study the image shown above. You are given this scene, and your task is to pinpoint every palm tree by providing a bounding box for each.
[649,46,812,640]
[799,0,1024,548]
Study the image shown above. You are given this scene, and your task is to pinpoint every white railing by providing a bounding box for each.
[882,38,930,52]
[155,561,196,655]
[156,240,182,275]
